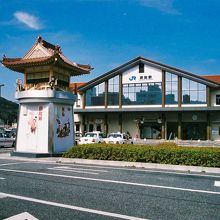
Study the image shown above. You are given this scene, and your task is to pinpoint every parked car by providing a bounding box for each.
[104,132,133,144]
[0,132,15,148]
[78,131,105,145]
[74,132,83,145]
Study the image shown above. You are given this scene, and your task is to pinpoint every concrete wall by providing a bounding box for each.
[122,64,162,84]
[210,88,220,106]
[210,112,220,140]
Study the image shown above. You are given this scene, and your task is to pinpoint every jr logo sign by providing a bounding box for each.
[129,76,136,81]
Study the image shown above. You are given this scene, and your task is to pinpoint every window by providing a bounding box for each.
[216,95,220,105]
[122,83,162,105]
[26,72,49,84]
[182,78,206,104]
[165,72,178,104]
[139,63,144,73]
[89,124,94,132]
[96,124,101,131]
[85,82,105,106]
[54,73,69,87]
[108,76,119,105]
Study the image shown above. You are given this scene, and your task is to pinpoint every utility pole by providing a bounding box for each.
[0,84,4,97]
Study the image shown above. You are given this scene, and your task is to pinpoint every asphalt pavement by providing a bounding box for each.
[0,156,220,220]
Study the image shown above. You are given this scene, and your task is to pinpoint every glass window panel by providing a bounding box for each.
[135,86,141,93]
[123,86,128,93]
[190,80,197,90]
[85,82,105,106]
[182,91,190,104]
[129,86,135,93]
[198,91,206,103]
[165,73,178,104]
[172,82,178,91]
[181,78,206,104]
[108,84,114,92]
[113,85,119,92]
[98,82,105,94]
[166,72,172,81]
[190,90,197,102]
[166,82,172,91]
[182,78,189,90]
[171,74,178,81]
[108,76,119,105]
[109,78,113,84]
[122,83,161,105]
[198,83,206,91]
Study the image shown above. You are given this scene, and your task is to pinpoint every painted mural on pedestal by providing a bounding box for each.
[16,104,49,153]
[54,104,74,152]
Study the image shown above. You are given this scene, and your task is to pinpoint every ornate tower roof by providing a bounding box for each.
[1,36,92,76]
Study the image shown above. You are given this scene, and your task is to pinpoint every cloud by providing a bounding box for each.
[138,0,181,15]
[14,11,42,30]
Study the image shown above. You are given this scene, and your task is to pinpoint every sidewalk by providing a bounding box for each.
[0,152,220,174]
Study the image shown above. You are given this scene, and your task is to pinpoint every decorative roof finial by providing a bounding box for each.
[37,36,42,43]
[55,44,62,54]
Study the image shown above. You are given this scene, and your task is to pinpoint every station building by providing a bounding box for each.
[72,56,220,141]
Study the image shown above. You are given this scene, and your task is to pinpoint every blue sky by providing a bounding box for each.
[0,0,220,100]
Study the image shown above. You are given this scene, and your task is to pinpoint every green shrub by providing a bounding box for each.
[63,143,220,167]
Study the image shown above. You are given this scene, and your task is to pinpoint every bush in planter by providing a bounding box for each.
[63,143,220,167]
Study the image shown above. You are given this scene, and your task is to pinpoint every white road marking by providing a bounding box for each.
[1,168,220,195]
[0,177,5,180]
[54,166,109,172]
[0,162,30,167]
[4,212,38,220]
[214,181,220,187]
[1,158,219,178]
[0,192,148,220]
[0,194,7,199]
[47,167,99,175]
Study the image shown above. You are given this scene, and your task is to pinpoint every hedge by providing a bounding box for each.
[63,143,220,167]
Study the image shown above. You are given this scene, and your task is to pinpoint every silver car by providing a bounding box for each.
[0,132,15,148]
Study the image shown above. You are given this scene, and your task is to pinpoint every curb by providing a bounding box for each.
[59,158,220,174]
[1,153,220,174]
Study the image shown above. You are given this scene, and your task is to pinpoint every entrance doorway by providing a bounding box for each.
[139,122,162,139]
[167,122,178,140]
[182,122,207,140]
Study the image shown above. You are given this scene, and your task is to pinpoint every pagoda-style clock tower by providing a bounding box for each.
[1,36,92,157]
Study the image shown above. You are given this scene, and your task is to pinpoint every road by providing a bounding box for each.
[0,157,220,220]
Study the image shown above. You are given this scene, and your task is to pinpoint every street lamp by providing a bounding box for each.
[0,84,4,97]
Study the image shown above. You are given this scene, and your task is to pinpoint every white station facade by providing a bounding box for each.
[73,57,220,141]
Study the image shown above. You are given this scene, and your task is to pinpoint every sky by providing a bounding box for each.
[0,0,220,101]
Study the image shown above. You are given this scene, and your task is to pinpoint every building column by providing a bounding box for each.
[206,87,211,107]
[119,113,122,133]
[178,76,182,108]
[104,113,108,135]
[119,73,122,108]
[207,112,211,140]
[105,81,108,109]
[162,70,165,108]
[178,113,182,139]
[161,113,165,139]
[82,93,86,109]
[82,114,86,134]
